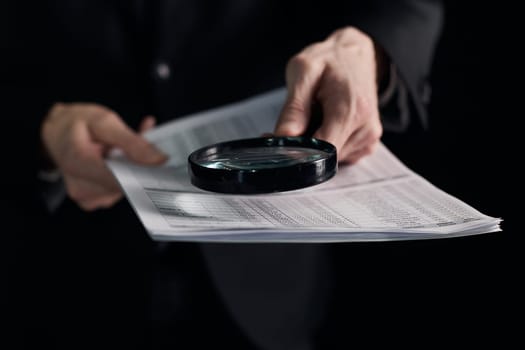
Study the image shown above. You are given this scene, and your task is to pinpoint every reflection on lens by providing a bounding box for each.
[198,146,329,170]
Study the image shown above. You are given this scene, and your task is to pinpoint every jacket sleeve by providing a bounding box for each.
[350,0,444,130]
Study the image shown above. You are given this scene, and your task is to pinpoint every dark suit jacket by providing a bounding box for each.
[2,1,442,349]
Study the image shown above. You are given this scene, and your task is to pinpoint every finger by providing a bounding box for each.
[275,94,312,136]
[338,122,382,158]
[78,193,123,212]
[64,175,122,206]
[340,143,378,165]
[274,55,325,136]
[139,115,156,134]
[313,75,356,151]
[59,121,126,186]
[89,113,167,164]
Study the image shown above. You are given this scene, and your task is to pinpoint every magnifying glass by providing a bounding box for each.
[188,136,337,194]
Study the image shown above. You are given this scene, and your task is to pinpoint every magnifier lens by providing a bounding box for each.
[198,146,330,170]
[188,136,337,194]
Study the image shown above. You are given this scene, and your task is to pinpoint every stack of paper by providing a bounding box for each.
[107,89,501,242]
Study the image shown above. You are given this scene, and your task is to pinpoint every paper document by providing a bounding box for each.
[107,88,501,242]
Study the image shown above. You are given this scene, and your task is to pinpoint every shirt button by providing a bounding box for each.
[155,62,171,80]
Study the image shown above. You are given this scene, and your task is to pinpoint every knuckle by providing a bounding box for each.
[363,143,378,156]
[370,121,383,141]
[288,53,316,74]
[335,26,357,39]
[93,111,117,127]
[303,41,326,55]
[362,132,380,150]
[329,26,361,42]
[342,26,370,42]
[363,145,375,155]
[361,133,375,147]
[102,110,119,121]
[373,124,383,140]
[330,27,345,39]
[283,99,307,116]
[89,106,119,128]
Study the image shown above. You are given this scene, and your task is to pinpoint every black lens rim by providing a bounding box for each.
[188,136,337,194]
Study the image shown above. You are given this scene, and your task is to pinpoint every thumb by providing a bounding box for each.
[90,115,167,165]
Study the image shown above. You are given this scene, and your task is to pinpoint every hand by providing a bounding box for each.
[41,103,167,211]
[274,27,383,164]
